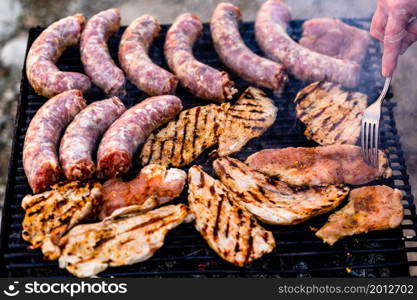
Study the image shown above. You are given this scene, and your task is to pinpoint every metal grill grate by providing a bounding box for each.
[1,20,416,277]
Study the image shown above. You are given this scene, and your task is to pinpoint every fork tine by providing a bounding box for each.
[368,122,374,164]
[363,121,370,163]
[370,122,376,165]
[373,122,380,167]
[361,120,366,159]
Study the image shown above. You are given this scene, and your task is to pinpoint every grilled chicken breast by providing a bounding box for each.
[316,185,403,245]
[188,166,275,266]
[140,103,229,167]
[21,181,102,260]
[213,157,349,225]
[294,81,367,145]
[217,87,278,156]
[245,145,392,186]
[99,164,186,219]
[59,204,192,277]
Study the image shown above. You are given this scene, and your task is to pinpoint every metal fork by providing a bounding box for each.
[361,76,392,167]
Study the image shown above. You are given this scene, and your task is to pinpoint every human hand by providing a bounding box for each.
[370,0,417,76]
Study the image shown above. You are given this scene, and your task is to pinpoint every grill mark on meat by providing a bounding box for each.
[145,135,156,166]
[212,195,224,241]
[328,113,348,132]
[191,106,201,159]
[229,114,266,122]
[28,208,43,217]
[243,125,264,131]
[198,169,205,188]
[158,140,165,162]
[170,121,178,160]
[228,107,265,114]
[179,110,190,165]
[245,218,254,264]
[126,213,175,232]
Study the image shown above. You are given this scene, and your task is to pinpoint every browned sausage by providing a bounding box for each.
[97,95,183,178]
[119,15,178,96]
[26,14,91,98]
[23,90,87,193]
[59,97,126,181]
[81,8,126,96]
[210,3,288,93]
[255,0,360,88]
[165,13,237,102]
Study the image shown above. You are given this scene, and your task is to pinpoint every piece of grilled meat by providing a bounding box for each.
[217,87,278,156]
[245,145,392,186]
[140,87,278,167]
[316,185,403,245]
[99,164,186,219]
[213,157,349,225]
[59,204,192,277]
[188,165,275,266]
[21,180,102,260]
[294,81,367,145]
[140,103,229,167]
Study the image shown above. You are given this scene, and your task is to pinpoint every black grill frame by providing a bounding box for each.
[1,19,417,277]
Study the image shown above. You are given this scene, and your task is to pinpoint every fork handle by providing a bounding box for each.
[377,76,392,104]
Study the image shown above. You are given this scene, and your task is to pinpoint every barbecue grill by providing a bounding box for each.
[1,19,416,277]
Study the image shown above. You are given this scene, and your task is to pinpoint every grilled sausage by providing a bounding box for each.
[81,8,126,96]
[97,95,183,178]
[26,14,91,98]
[23,90,87,193]
[255,0,360,88]
[119,15,178,96]
[210,3,287,93]
[165,13,236,102]
[59,97,126,181]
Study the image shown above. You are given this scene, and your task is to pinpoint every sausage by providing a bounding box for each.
[165,13,237,102]
[26,14,91,98]
[23,90,87,193]
[119,15,178,96]
[80,8,126,97]
[255,0,360,88]
[59,97,126,181]
[210,3,288,93]
[97,95,183,178]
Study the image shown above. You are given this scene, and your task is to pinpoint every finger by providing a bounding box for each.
[400,18,417,54]
[371,1,388,41]
[382,12,410,76]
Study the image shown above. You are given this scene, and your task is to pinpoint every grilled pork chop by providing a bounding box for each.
[140,87,278,167]
[99,164,186,219]
[21,180,102,260]
[188,166,275,266]
[316,185,403,245]
[217,87,278,156]
[59,204,192,277]
[294,81,367,145]
[245,145,392,186]
[140,103,229,167]
[213,157,349,225]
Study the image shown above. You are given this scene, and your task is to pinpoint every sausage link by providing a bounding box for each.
[210,3,288,93]
[81,8,126,96]
[97,95,183,178]
[119,15,178,96]
[165,13,236,102]
[26,14,91,98]
[255,0,360,88]
[23,90,87,193]
[59,97,126,181]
